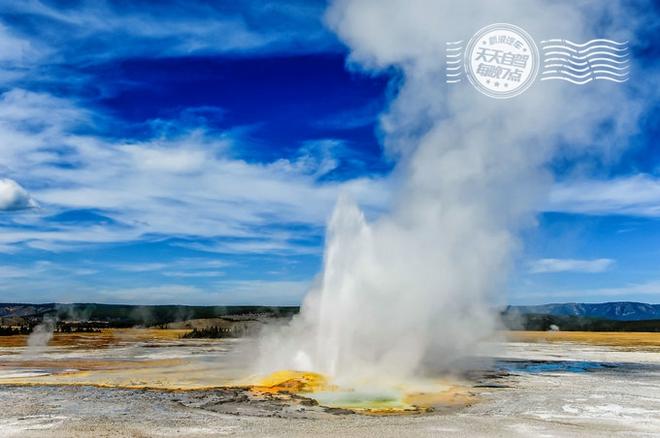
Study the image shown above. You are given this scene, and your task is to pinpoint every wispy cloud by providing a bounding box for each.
[0,0,372,272]
[0,265,34,278]
[313,100,384,130]
[548,175,660,217]
[89,280,309,305]
[528,258,615,274]
[0,88,389,253]
[110,259,227,276]
[0,0,336,64]
[174,237,319,256]
[162,270,225,278]
[0,260,92,280]
[111,263,169,273]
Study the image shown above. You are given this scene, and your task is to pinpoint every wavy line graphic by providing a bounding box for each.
[540,38,630,85]
[540,38,628,47]
[542,69,629,79]
[543,63,629,74]
[544,58,630,67]
[541,43,628,53]
[542,50,629,60]
[541,76,629,84]
[445,41,464,84]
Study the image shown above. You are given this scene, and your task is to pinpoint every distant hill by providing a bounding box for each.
[0,303,299,327]
[0,303,55,318]
[2,301,659,332]
[507,302,660,321]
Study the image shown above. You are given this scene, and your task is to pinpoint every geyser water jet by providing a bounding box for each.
[258,0,651,386]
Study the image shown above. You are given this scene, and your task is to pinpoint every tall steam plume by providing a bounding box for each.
[258,0,654,385]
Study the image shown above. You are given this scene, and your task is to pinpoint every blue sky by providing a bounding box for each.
[0,0,659,305]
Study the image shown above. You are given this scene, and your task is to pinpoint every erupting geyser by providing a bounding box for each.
[258,0,646,387]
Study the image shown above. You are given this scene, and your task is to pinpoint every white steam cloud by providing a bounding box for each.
[258,0,655,385]
[25,317,56,355]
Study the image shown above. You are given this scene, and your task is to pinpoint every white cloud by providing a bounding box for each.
[0,178,37,211]
[0,261,53,279]
[0,88,390,253]
[162,271,225,278]
[528,258,615,274]
[213,280,309,305]
[0,23,43,64]
[548,175,660,217]
[174,237,319,256]
[90,280,309,305]
[111,263,169,273]
[110,259,227,277]
[0,265,32,278]
[93,285,205,305]
[0,1,334,64]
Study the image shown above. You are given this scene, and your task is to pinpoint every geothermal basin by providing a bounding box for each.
[0,329,658,437]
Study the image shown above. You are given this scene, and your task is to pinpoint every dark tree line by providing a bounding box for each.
[0,326,31,336]
[182,326,237,339]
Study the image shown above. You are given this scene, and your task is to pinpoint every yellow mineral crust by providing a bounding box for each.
[252,370,333,393]
[250,370,476,414]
